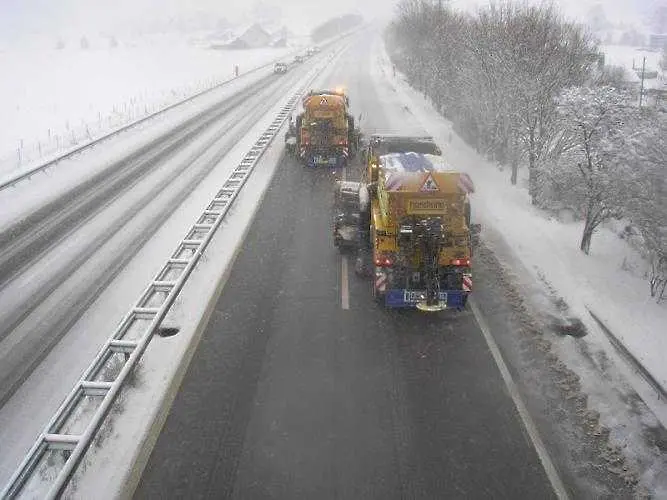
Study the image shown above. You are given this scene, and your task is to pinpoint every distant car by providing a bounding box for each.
[306,47,315,56]
[294,55,304,63]
[274,62,288,74]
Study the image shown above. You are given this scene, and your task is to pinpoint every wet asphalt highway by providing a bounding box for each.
[135,35,558,499]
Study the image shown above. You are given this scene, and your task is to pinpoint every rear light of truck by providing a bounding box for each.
[375,255,393,267]
[451,258,470,267]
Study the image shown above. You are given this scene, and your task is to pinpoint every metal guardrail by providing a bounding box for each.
[587,308,667,401]
[0,87,305,499]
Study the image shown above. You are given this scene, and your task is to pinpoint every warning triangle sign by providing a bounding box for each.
[420,173,439,192]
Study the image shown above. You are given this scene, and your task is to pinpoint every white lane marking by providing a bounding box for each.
[470,298,570,500]
[339,164,349,310]
[341,256,350,310]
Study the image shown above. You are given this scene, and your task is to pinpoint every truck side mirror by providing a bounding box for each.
[471,224,481,247]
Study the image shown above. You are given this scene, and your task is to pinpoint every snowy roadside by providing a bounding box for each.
[372,40,667,494]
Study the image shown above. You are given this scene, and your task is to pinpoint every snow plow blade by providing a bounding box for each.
[415,301,448,312]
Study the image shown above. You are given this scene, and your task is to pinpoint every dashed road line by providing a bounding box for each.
[341,256,350,310]
[339,164,350,310]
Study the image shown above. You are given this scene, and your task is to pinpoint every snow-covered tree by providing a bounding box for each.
[388,0,666,272]
[622,109,667,299]
[388,0,596,197]
[593,64,628,88]
[507,7,594,198]
[553,86,633,254]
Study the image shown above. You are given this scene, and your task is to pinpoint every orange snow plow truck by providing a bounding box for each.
[294,89,359,167]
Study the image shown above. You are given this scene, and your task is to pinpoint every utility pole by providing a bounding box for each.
[638,56,646,108]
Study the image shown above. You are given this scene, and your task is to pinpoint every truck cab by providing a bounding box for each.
[363,135,442,183]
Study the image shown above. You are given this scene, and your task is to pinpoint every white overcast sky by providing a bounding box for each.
[0,0,402,39]
[0,0,647,44]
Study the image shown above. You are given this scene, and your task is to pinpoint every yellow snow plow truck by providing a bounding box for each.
[353,136,477,311]
[293,89,359,167]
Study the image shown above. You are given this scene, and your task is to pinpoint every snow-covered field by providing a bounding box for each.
[0,34,298,177]
[601,44,666,86]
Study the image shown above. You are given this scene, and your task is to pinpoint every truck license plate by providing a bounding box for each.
[403,291,447,303]
[314,155,335,165]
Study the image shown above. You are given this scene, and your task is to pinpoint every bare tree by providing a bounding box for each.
[592,64,628,88]
[388,0,666,267]
[554,86,633,254]
[388,0,596,198]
